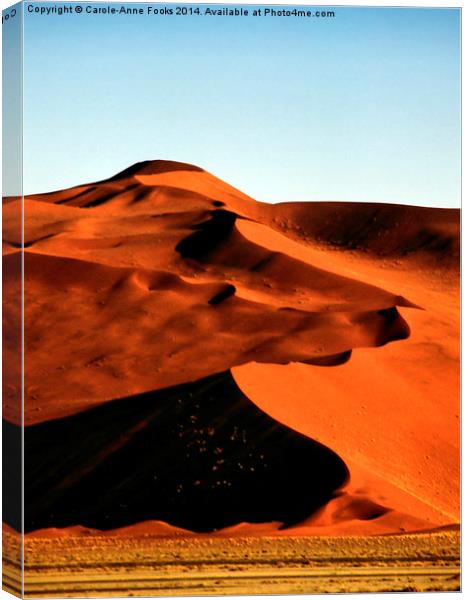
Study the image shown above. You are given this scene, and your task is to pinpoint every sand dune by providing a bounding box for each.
[14,371,348,534]
[232,215,459,527]
[2,160,459,537]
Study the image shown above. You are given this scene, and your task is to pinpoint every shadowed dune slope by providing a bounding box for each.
[264,201,459,265]
[5,371,348,533]
[2,160,459,536]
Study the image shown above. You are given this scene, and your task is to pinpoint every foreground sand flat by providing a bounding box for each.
[3,529,460,596]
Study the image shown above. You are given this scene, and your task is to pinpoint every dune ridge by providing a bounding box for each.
[4,162,420,425]
[2,160,459,537]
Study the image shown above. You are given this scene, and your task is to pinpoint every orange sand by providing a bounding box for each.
[3,160,459,537]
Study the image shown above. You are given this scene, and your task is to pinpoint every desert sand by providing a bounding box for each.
[2,525,460,597]
[2,160,460,594]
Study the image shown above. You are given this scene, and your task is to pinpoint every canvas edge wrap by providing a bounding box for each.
[2,2,25,597]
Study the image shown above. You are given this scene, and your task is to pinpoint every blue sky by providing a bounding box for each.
[7,4,462,205]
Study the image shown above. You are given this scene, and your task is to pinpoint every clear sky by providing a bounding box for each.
[9,4,463,205]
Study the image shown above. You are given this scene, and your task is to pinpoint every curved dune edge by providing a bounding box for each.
[15,370,348,534]
[231,198,459,531]
[232,356,459,528]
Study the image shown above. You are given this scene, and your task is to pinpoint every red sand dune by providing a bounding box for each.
[3,160,459,537]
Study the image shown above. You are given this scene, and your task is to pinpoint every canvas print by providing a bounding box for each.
[2,2,460,596]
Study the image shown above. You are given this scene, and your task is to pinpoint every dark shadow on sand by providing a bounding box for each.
[6,371,349,533]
